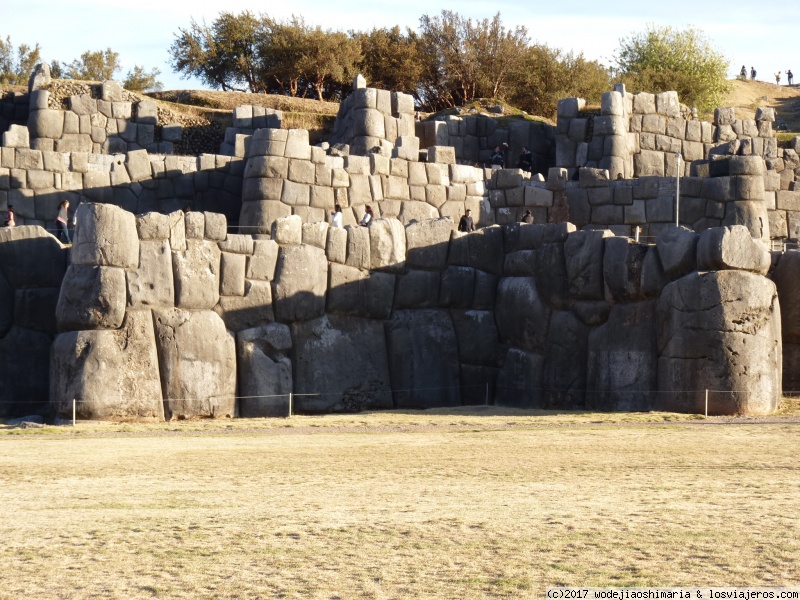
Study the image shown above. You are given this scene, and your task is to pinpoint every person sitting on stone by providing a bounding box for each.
[521,209,534,224]
[490,146,505,170]
[458,209,475,232]
[331,204,343,228]
[517,146,533,171]
[359,205,373,227]
[4,205,14,227]
[55,200,70,243]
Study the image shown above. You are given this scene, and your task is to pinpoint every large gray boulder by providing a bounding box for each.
[405,218,452,269]
[0,225,67,289]
[214,280,275,332]
[655,225,698,280]
[14,288,59,334]
[292,314,393,412]
[450,309,502,366]
[586,302,658,411]
[153,309,236,419]
[173,239,221,310]
[564,229,612,300]
[534,242,570,309]
[603,237,648,302]
[369,218,406,272]
[56,265,127,331]
[128,240,175,308]
[696,225,770,274]
[384,309,461,408]
[467,226,504,276]
[327,263,395,319]
[237,323,292,417]
[657,270,781,415]
[494,277,551,353]
[542,310,590,408]
[272,244,328,322]
[72,203,139,268]
[394,270,440,308]
[0,270,12,337]
[50,310,164,421]
[772,251,800,343]
[0,326,52,418]
[495,348,544,407]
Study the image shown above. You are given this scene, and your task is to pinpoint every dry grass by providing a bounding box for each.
[721,79,800,132]
[1,404,800,598]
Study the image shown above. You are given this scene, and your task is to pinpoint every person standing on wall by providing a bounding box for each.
[331,204,343,228]
[517,146,533,172]
[490,146,505,170]
[458,209,475,232]
[55,200,70,243]
[359,205,373,227]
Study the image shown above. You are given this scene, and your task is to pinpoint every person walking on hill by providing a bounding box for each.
[776,72,782,85]
[751,67,757,81]
[788,70,794,85]
[458,209,475,232]
[740,65,747,80]
[55,200,70,243]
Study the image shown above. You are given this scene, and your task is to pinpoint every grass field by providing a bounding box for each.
[1,406,800,599]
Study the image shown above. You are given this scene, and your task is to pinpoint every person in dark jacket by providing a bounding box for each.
[55,200,70,243]
[458,209,475,232]
[490,146,505,170]
[517,146,533,171]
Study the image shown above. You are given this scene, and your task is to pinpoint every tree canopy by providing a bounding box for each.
[0,35,41,86]
[614,25,730,112]
[167,10,610,117]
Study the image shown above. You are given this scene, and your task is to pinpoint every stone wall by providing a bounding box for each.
[555,86,779,180]
[0,143,244,230]
[328,77,418,158]
[238,125,494,235]
[46,202,782,420]
[0,90,29,136]
[0,226,67,417]
[219,104,283,157]
[23,83,178,155]
[416,115,556,174]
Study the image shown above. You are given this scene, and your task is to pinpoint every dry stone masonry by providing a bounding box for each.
[1,70,799,419]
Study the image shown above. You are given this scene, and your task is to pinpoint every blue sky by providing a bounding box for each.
[4,1,799,92]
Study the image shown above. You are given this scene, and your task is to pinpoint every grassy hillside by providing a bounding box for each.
[721,79,800,133]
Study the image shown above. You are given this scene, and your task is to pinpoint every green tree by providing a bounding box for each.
[508,45,610,118]
[66,48,121,81]
[299,28,362,101]
[0,36,42,85]
[123,65,163,91]
[169,12,263,92]
[416,11,528,110]
[614,25,730,112]
[353,26,423,97]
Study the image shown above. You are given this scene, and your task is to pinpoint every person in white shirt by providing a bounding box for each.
[331,204,343,228]
[360,205,373,227]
